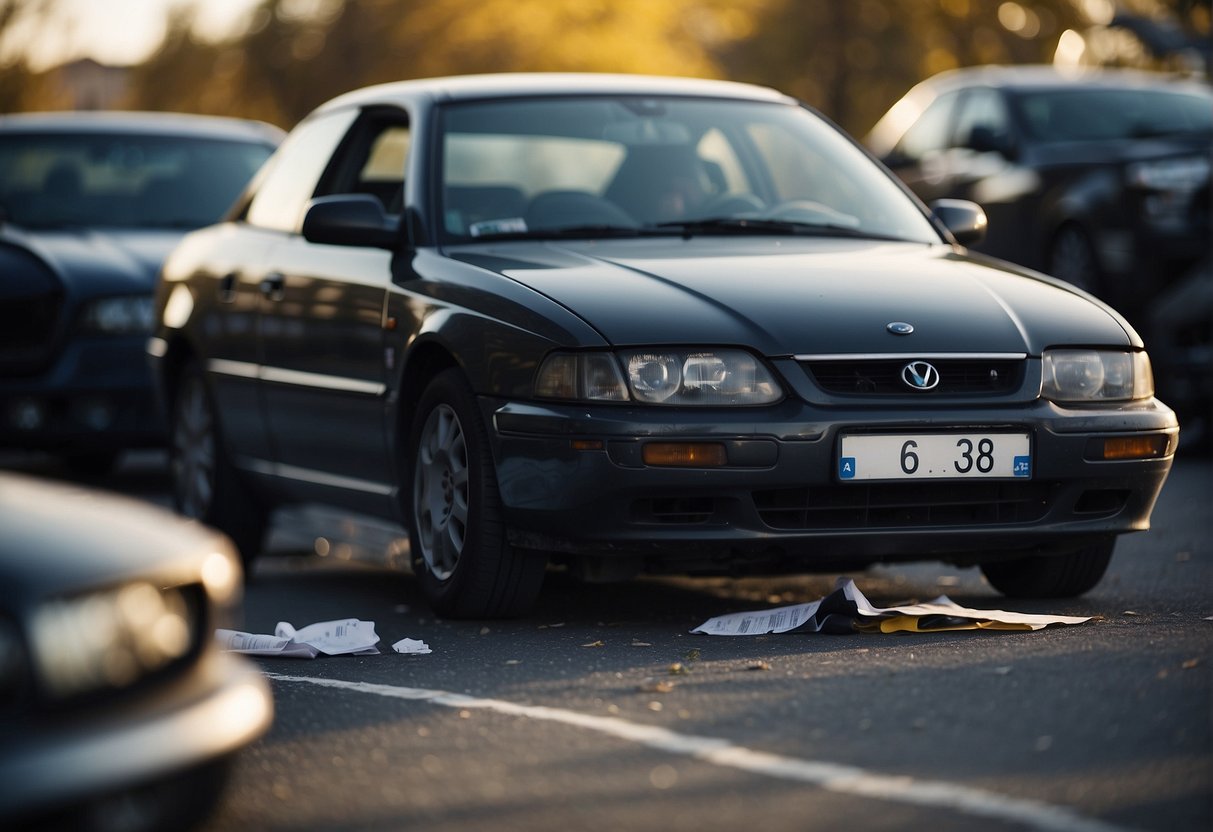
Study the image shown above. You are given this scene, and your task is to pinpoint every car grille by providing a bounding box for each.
[802,358,1024,396]
[0,248,62,376]
[753,481,1055,530]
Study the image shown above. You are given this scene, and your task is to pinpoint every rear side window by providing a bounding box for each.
[892,91,960,163]
[1016,88,1213,142]
[246,109,357,233]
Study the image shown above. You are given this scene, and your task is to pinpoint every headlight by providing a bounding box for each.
[535,348,782,405]
[1126,156,1210,191]
[1042,349,1153,402]
[78,295,155,335]
[29,581,198,700]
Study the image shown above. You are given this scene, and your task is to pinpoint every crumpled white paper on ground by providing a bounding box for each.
[691,578,1094,636]
[392,637,432,654]
[217,618,381,658]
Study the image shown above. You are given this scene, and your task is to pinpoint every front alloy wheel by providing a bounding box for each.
[414,402,468,581]
[407,369,545,618]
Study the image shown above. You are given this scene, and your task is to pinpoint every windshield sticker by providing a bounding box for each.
[469,217,528,237]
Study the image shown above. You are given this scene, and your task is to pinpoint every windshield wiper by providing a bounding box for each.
[652,216,908,242]
[468,224,643,241]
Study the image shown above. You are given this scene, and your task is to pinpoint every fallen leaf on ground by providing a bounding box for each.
[668,662,690,675]
[639,679,676,693]
[746,661,772,671]
[581,640,605,648]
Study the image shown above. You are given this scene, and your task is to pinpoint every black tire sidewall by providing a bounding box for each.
[406,369,508,617]
[171,364,265,565]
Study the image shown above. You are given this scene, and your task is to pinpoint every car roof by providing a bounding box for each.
[316,72,794,114]
[0,110,285,144]
[915,64,1212,96]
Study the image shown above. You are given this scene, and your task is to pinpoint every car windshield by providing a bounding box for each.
[0,132,274,230]
[439,96,940,244]
[1015,87,1213,142]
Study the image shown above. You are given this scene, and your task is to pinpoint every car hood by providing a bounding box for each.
[454,238,1136,354]
[4,226,183,295]
[0,473,227,609]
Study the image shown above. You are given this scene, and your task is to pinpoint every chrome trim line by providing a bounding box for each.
[794,352,1028,361]
[260,367,386,396]
[244,458,394,495]
[207,360,385,395]
[207,358,261,380]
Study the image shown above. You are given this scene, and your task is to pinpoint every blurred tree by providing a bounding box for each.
[111,0,1213,135]
[717,0,1088,137]
[0,0,45,111]
[128,0,757,128]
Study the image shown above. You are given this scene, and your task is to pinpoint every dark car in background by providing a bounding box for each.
[866,66,1210,308]
[0,472,272,831]
[0,112,281,474]
[866,65,1212,449]
[152,74,1176,619]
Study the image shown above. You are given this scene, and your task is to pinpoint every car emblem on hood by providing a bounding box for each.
[887,322,914,335]
[902,360,940,390]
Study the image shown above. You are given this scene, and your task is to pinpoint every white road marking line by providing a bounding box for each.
[266,673,1131,832]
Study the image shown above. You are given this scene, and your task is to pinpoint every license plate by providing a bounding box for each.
[838,432,1031,481]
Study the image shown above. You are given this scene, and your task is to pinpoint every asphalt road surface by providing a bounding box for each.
[6,451,1211,832]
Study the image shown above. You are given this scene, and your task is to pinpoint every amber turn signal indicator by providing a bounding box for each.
[1101,436,1168,460]
[642,442,727,467]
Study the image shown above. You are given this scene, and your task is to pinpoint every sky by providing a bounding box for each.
[8,0,263,71]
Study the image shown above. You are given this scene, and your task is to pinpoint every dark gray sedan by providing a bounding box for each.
[150,74,1177,618]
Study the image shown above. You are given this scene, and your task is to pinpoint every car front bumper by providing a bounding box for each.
[0,651,271,821]
[487,395,1177,570]
[0,334,165,453]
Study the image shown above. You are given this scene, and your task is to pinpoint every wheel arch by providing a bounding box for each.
[393,337,462,467]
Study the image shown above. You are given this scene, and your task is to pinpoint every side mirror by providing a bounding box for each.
[930,198,987,247]
[302,194,397,249]
[966,125,1014,159]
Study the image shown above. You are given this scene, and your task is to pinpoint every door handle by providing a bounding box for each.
[259,272,285,301]
[218,272,237,303]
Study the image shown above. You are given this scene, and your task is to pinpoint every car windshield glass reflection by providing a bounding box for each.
[0,134,274,230]
[1016,88,1213,142]
[440,96,940,245]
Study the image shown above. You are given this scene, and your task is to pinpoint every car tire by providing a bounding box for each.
[1048,224,1101,295]
[170,363,266,567]
[406,368,546,619]
[980,537,1115,598]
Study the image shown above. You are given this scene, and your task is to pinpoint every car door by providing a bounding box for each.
[256,109,410,502]
[207,109,357,464]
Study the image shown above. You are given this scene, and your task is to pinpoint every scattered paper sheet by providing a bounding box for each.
[217,618,381,658]
[691,578,1093,636]
[392,637,432,655]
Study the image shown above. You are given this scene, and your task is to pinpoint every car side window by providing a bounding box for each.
[951,88,1011,152]
[245,108,358,233]
[892,90,960,164]
[316,109,411,215]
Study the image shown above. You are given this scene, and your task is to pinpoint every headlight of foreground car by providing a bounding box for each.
[78,295,156,335]
[536,348,782,405]
[29,581,199,700]
[1042,349,1153,402]
[1126,156,1211,191]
